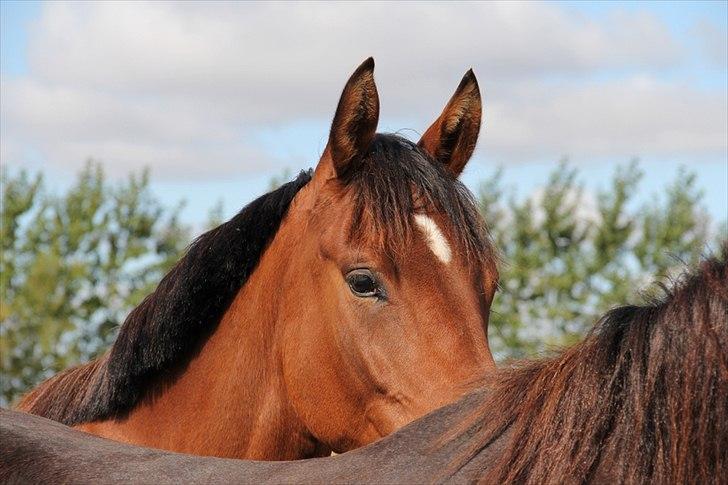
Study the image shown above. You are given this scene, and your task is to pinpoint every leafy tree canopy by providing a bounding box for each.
[1,162,188,405]
[481,160,721,358]
[1,160,722,404]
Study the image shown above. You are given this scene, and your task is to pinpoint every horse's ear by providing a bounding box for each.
[418,69,482,176]
[326,57,379,177]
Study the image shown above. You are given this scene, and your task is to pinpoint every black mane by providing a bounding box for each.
[450,244,728,483]
[20,170,312,424]
[20,134,496,426]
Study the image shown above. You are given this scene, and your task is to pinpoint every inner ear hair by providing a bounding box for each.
[418,69,482,176]
[328,57,380,177]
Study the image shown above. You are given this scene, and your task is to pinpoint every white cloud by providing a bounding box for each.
[484,76,727,162]
[0,77,272,178]
[1,1,725,180]
[693,19,728,68]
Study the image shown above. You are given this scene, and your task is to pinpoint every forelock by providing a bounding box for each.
[338,133,493,264]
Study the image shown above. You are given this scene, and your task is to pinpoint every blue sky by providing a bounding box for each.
[0,1,39,75]
[1,1,726,230]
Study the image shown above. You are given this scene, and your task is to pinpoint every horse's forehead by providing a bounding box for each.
[413,214,452,265]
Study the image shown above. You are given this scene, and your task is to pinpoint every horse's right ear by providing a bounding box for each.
[325,57,379,177]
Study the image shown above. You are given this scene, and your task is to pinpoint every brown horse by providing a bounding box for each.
[3,247,726,483]
[16,58,500,460]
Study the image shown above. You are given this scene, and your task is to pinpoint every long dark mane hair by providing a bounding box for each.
[455,245,728,483]
[17,171,312,425]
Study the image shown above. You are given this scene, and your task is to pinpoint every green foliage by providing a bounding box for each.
[482,160,718,359]
[0,159,720,404]
[0,161,188,406]
[206,199,226,229]
[268,168,292,191]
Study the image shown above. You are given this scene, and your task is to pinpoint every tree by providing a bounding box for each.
[481,161,719,359]
[1,159,720,404]
[0,161,189,406]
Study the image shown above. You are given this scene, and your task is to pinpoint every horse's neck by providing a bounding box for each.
[78,250,324,459]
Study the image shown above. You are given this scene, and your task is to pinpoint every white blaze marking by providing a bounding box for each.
[413,214,452,264]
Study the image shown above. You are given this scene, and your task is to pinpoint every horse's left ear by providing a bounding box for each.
[326,57,380,177]
[418,69,482,176]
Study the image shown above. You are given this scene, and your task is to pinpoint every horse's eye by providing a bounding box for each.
[346,270,379,298]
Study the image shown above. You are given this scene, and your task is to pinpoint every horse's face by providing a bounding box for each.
[285,194,497,452]
[279,59,497,452]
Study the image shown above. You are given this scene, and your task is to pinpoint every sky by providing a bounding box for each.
[1,1,726,228]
